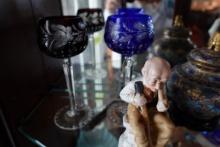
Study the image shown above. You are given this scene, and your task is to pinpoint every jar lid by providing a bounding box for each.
[188,32,220,72]
[164,15,191,38]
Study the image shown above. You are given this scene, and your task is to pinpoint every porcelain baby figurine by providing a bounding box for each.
[118,57,174,147]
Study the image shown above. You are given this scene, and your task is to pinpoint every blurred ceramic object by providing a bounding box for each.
[149,15,195,67]
[167,32,220,131]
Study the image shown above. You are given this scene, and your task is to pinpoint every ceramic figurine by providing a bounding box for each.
[118,57,174,147]
[148,15,195,67]
[167,32,220,131]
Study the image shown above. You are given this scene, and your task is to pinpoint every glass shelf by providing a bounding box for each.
[18,60,214,147]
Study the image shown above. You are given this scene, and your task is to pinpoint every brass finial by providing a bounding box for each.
[173,15,184,27]
[208,32,220,52]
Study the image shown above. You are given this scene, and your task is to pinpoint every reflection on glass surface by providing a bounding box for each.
[77,123,118,147]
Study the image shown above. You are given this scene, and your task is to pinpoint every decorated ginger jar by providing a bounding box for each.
[167,32,220,131]
[149,16,195,67]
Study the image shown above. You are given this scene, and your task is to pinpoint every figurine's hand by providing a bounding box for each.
[157,84,169,112]
[156,99,169,112]
[133,93,147,106]
[156,81,164,90]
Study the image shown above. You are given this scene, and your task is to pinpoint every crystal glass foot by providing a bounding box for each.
[84,68,107,80]
[77,8,106,79]
[38,16,93,130]
[115,70,141,83]
[104,8,154,85]
[54,105,93,130]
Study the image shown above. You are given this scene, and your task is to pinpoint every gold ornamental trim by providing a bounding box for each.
[209,32,220,52]
[173,15,184,27]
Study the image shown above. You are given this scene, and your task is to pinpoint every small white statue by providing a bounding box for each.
[118,57,174,147]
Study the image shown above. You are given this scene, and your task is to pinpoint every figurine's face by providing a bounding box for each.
[143,68,170,92]
[142,57,171,92]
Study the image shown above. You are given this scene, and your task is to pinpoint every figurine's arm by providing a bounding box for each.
[120,82,135,103]
[120,81,147,106]
[157,85,169,112]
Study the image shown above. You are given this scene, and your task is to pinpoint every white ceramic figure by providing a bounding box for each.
[118,57,174,147]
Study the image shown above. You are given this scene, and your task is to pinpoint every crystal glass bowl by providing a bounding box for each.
[77,8,104,34]
[38,16,88,58]
[104,8,154,57]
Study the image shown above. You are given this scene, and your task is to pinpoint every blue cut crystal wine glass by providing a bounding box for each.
[104,8,154,85]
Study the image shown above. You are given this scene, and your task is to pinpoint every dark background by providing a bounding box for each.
[0,0,63,146]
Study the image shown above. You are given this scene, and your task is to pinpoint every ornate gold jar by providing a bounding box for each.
[167,32,220,131]
[149,16,195,67]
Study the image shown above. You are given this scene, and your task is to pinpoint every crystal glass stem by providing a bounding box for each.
[123,57,133,85]
[89,34,96,69]
[63,58,77,117]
